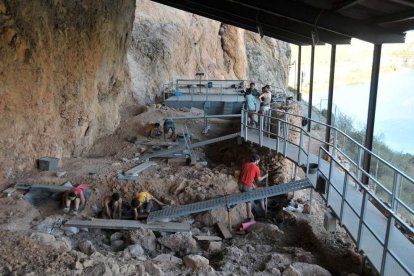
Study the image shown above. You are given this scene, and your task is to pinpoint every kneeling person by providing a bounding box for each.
[131,192,165,220]
[163,118,175,140]
[103,192,122,219]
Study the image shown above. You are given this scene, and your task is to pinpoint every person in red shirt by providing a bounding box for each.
[239,154,268,219]
[62,183,87,215]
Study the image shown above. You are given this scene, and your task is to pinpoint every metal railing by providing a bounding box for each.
[240,108,414,276]
[162,79,287,102]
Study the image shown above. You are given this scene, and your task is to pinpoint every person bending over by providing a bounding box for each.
[103,192,122,219]
[131,191,165,220]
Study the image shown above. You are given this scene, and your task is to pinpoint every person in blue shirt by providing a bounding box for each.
[245,90,256,126]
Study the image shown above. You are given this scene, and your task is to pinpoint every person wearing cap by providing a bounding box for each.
[131,191,166,220]
[239,154,268,219]
[103,192,123,219]
[62,183,88,215]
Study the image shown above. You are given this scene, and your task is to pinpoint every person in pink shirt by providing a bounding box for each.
[62,183,87,215]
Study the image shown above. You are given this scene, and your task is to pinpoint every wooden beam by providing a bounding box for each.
[65,218,191,232]
[216,222,232,239]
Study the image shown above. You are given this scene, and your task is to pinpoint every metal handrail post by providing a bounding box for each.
[245,110,248,141]
[340,173,349,223]
[391,172,401,212]
[357,147,363,183]
[332,128,338,158]
[240,109,245,138]
[283,118,288,157]
[357,190,368,248]
[284,113,289,139]
[276,120,280,153]
[298,130,303,165]
[306,135,311,176]
[380,216,394,275]
[259,114,264,147]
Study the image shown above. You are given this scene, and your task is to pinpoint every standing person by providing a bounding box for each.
[62,183,88,215]
[245,82,259,97]
[131,191,166,220]
[245,90,256,127]
[239,154,268,219]
[163,118,176,140]
[103,193,123,219]
[259,85,272,115]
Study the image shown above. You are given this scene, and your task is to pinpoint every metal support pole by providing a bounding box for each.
[259,114,264,147]
[357,147,363,183]
[362,44,382,185]
[325,44,336,152]
[380,216,394,275]
[357,190,368,248]
[276,120,280,153]
[391,172,401,212]
[307,45,315,132]
[297,45,302,101]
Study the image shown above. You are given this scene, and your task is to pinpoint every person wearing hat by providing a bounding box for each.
[131,191,166,220]
[239,154,268,219]
[62,183,88,215]
[103,192,123,219]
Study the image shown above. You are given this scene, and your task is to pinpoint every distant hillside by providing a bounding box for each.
[289,32,414,92]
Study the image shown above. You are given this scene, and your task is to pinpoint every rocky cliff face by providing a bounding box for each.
[128,0,291,103]
[0,0,291,188]
[0,0,135,186]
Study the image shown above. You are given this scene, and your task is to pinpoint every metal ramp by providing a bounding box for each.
[240,109,414,276]
[147,179,312,222]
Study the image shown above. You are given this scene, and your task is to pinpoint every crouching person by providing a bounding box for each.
[131,191,165,220]
[62,183,88,215]
[103,192,122,219]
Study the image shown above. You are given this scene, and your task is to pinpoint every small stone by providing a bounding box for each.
[111,240,125,252]
[157,232,197,254]
[78,240,96,256]
[110,232,123,242]
[56,171,67,178]
[71,261,84,270]
[82,259,94,268]
[144,262,164,276]
[128,244,144,257]
[183,255,209,269]
[207,241,222,252]
[303,204,310,214]
[153,254,182,264]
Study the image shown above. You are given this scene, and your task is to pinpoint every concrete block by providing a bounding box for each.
[38,157,59,171]
[323,211,336,233]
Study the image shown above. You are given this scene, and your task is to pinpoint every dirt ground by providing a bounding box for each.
[0,105,371,275]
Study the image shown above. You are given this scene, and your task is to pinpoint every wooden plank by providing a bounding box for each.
[125,161,157,176]
[216,222,232,239]
[194,235,222,241]
[65,218,190,232]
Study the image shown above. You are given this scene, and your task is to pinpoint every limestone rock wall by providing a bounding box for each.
[0,0,135,187]
[128,0,291,103]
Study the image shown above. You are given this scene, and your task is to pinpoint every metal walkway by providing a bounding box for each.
[133,132,239,162]
[240,109,414,276]
[147,179,312,222]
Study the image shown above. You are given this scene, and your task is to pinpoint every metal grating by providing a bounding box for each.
[147,179,312,222]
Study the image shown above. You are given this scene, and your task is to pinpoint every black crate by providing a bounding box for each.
[38,157,59,171]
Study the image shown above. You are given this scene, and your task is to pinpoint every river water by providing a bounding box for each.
[312,69,414,154]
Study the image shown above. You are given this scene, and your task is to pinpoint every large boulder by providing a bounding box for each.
[183,255,209,269]
[249,222,284,241]
[194,205,246,227]
[157,232,197,255]
[125,228,156,252]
